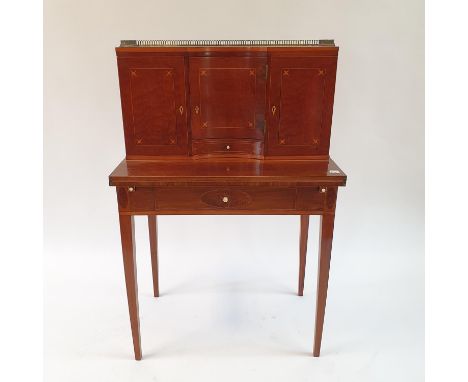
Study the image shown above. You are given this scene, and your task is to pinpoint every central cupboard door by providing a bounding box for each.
[189,57,267,140]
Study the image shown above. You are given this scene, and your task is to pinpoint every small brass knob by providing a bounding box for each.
[320,187,326,193]
[128,187,135,192]
[222,196,229,203]
[226,145,231,150]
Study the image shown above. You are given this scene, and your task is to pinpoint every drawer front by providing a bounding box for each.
[192,139,263,157]
[155,187,295,211]
[116,186,326,213]
[296,187,326,211]
[117,187,155,211]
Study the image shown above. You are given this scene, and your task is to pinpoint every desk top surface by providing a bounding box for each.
[109,158,347,187]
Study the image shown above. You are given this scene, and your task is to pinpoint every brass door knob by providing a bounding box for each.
[222,196,229,203]
[128,187,135,192]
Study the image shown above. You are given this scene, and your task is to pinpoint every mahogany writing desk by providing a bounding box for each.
[109,40,347,360]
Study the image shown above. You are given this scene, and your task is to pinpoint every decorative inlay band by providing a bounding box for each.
[200,189,253,208]
[120,40,334,47]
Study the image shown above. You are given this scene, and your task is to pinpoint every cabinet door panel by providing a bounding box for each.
[267,56,337,156]
[189,57,267,140]
[117,56,188,156]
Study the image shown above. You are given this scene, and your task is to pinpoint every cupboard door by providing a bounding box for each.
[267,56,337,156]
[189,57,267,140]
[117,56,188,156]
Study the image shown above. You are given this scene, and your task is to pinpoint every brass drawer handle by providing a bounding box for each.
[320,187,327,193]
[271,105,277,116]
[226,145,230,150]
[222,196,229,203]
[128,187,135,192]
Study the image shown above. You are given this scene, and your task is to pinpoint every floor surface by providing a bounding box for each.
[45,215,424,382]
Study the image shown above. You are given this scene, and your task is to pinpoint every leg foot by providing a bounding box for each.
[313,213,335,357]
[298,215,309,296]
[119,214,142,360]
[148,215,159,297]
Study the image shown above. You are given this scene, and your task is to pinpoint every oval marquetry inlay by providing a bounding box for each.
[200,189,253,208]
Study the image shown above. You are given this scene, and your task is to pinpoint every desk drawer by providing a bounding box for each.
[117,187,155,211]
[155,187,295,211]
[117,186,326,213]
[192,139,263,157]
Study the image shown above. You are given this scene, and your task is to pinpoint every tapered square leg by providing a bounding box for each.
[313,213,335,357]
[298,215,310,296]
[119,214,142,360]
[148,215,159,297]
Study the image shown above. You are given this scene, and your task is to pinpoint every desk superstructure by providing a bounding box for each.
[109,40,347,360]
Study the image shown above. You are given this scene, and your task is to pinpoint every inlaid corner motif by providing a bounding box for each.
[249,69,255,76]
[317,69,326,76]
[283,69,289,76]
[202,121,208,128]
[200,70,207,76]
[130,70,137,77]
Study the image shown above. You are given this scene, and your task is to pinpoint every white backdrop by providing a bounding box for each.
[44,1,424,381]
